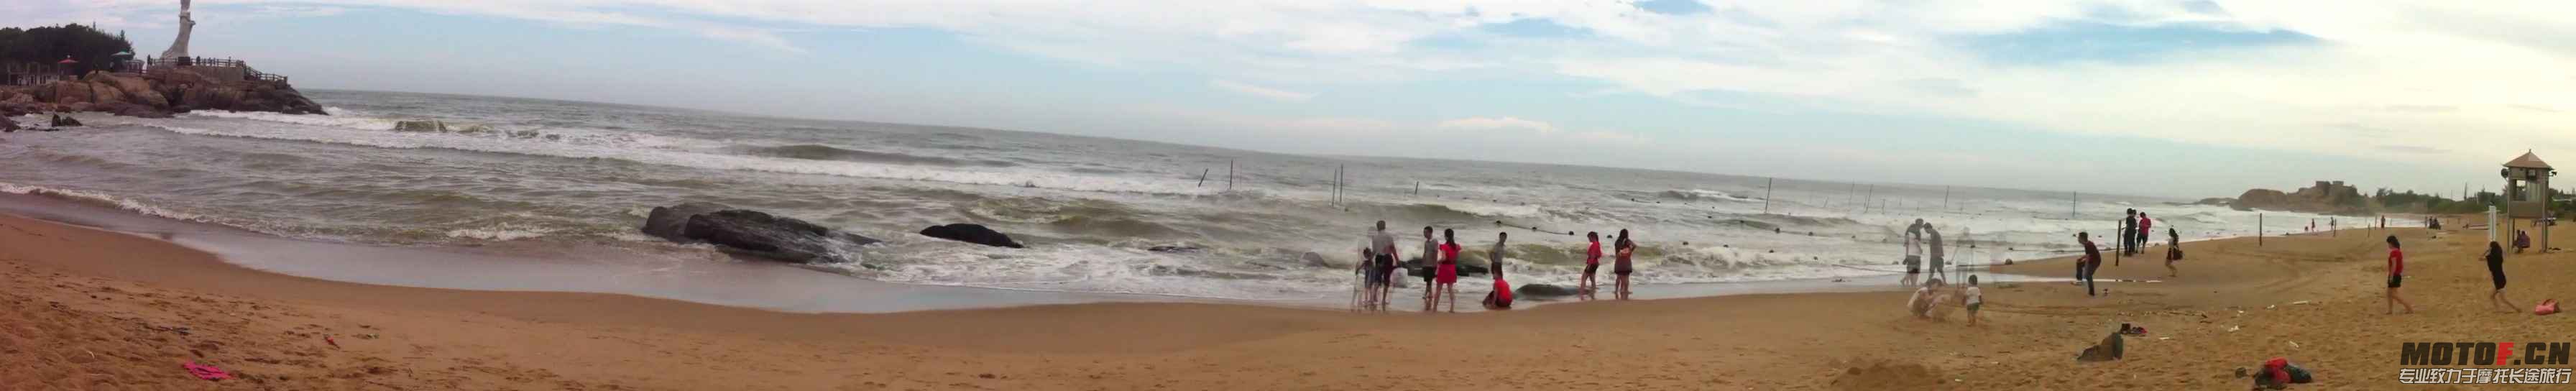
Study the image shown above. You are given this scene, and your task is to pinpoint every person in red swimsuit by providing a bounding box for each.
[1580,231,1602,300]
[1436,229,1462,313]
[2386,236,2414,314]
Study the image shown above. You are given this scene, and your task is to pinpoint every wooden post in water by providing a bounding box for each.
[1944,186,1952,211]
[1197,169,1210,187]
[2258,213,2264,247]
[1762,178,1775,215]
[1226,160,1236,192]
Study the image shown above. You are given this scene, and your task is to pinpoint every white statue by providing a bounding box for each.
[160,0,194,60]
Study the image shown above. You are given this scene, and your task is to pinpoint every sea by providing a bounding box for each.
[0,91,2382,311]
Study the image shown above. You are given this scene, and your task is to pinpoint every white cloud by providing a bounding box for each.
[1438,116,1558,133]
[1209,80,1315,102]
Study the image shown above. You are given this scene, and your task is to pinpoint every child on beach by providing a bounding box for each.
[2484,241,2521,313]
[2386,236,2414,315]
[1421,226,1440,310]
[2163,228,2182,277]
[1964,275,1984,326]
[2077,232,2099,296]
[1581,232,1601,300]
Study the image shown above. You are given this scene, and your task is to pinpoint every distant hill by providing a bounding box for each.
[2229,180,2501,216]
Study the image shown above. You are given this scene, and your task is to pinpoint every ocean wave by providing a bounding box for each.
[736,144,1016,167]
[128,122,1212,196]
[443,224,558,241]
[1661,189,1763,203]
[0,182,213,224]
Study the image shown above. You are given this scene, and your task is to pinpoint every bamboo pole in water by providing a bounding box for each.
[1762,178,1774,215]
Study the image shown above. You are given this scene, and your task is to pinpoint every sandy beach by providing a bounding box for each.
[4,211,2570,390]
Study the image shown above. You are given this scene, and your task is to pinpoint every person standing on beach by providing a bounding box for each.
[1904,220,1926,286]
[1432,226,1453,308]
[2386,236,2414,314]
[1963,275,1984,326]
[1581,231,1602,300]
[1925,224,1946,281]
[2163,228,2182,277]
[2077,232,2100,296]
[1365,221,1399,312]
[1614,229,1636,300]
[2483,242,2521,313]
[2135,213,2153,255]
[1489,232,1509,282]
[2119,209,2135,257]
[1437,229,1463,313]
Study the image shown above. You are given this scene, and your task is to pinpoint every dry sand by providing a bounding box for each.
[4,212,2572,390]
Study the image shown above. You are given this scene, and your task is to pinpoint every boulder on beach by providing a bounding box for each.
[643,202,732,242]
[1514,283,1579,299]
[638,203,880,264]
[920,224,1025,248]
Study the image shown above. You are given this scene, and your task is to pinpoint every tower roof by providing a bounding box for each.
[2506,151,2552,169]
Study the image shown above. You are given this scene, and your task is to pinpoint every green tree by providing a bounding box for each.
[0,24,137,74]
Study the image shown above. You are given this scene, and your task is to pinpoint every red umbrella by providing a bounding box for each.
[57,56,78,65]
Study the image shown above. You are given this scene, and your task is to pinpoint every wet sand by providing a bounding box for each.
[4,210,2570,390]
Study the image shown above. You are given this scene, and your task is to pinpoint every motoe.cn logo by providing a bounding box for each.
[2398,342,2574,385]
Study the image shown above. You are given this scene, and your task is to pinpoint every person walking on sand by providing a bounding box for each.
[1963,275,1984,326]
[1614,229,1637,300]
[2483,242,2521,313]
[1580,231,1602,300]
[2386,236,2414,314]
[2077,232,2100,296]
[1364,221,1399,312]
[1436,229,1463,313]
[2163,228,2183,277]
[1420,226,1441,310]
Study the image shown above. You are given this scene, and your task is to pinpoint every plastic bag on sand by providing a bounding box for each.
[184,362,231,381]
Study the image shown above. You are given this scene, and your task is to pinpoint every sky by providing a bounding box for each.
[14,1,2576,199]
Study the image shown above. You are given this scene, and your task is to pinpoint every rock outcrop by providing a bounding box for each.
[394,120,447,132]
[49,114,81,127]
[1,116,17,132]
[0,69,323,119]
[2232,180,2368,215]
[920,224,1025,248]
[1513,283,1578,299]
[1401,257,1488,278]
[639,203,880,264]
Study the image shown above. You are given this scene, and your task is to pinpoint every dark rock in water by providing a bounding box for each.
[109,103,172,119]
[394,119,448,132]
[643,202,733,242]
[683,209,879,263]
[1514,283,1578,298]
[1148,246,1202,254]
[49,114,81,127]
[920,224,1024,248]
[638,203,878,264]
[0,116,15,132]
[1301,252,1333,268]
[1399,257,1486,278]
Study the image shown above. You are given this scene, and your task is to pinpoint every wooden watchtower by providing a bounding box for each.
[2502,151,2554,251]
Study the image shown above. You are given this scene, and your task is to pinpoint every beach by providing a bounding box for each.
[6,206,2564,390]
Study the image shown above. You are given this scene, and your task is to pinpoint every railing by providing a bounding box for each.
[138,56,287,83]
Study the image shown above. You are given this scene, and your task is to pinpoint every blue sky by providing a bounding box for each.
[18,0,2576,199]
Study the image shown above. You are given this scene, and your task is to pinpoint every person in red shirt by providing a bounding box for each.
[1436,229,1462,313]
[1580,231,1602,300]
[2386,236,2414,314]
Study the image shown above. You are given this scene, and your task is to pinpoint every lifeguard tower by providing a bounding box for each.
[2501,152,2555,252]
